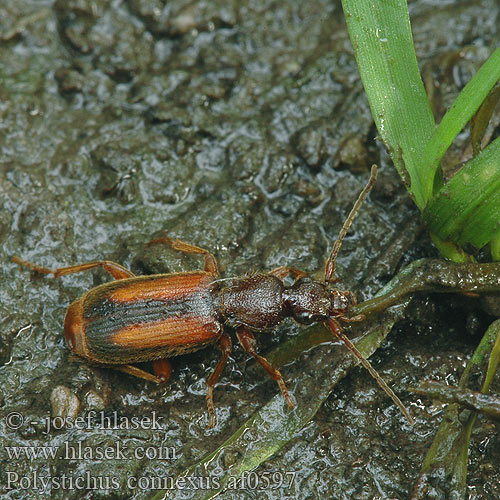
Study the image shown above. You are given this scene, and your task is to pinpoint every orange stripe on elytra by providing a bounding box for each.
[109,316,221,349]
[109,272,214,303]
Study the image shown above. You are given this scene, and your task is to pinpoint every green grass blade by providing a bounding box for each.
[491,230,500,261]
[481,328,500,393]
[471,83,500,156]
[423,47,500,174]
[423,137,500,248]
[341,0,436,210]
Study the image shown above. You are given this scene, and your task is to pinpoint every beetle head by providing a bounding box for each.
[285,277,354,325]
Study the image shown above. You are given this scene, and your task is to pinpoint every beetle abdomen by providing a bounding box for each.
[65,272,222,364]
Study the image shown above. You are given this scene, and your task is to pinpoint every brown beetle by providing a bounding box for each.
[13,165,412,427]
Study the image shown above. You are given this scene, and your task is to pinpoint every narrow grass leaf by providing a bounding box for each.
[423,137,500,248]
[423,46,500,174]
[341,0,436,210]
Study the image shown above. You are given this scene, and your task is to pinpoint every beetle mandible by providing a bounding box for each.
[13,165,412,427]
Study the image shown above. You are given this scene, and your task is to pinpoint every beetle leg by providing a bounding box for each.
[146,237,219,276]
[206,331,232,428]
[235,327,294,409]
[268,266,308,281]
[112,364,165,384]
[12,257,135,280]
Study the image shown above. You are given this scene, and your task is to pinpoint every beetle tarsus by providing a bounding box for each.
[12,256,135,280]
[113,364,165,384]
[206,331,232,428]
[147,236,219,276]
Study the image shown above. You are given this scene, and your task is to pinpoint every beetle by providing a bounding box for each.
[13,165,412,427]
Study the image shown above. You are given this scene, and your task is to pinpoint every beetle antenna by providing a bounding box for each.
[324,165,378,283]
[326,317,414,425]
